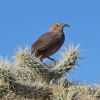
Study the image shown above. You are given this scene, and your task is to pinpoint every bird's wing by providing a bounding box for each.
[31,32,58,51]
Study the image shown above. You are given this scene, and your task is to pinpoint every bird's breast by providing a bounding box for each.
[57,32,65,45]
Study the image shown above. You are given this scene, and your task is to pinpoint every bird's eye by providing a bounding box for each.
[56,24,60,27]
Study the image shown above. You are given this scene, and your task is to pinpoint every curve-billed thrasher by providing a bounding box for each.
[31,22,70,62]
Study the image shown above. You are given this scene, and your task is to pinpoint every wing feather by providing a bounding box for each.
[31,32,57,52]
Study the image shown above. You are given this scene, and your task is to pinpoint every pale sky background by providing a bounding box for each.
[0,0,100,84]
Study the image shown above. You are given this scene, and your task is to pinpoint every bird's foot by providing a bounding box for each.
[47,57,59,65]
[53,60,59,65]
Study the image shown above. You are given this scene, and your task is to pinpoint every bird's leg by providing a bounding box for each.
[39,58,43,62]
[47,57,59,64]
[47,57,55,61]
[39,58,48,66]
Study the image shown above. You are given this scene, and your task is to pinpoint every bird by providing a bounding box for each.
[31,22,70,63]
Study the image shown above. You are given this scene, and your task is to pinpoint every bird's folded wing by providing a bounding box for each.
[31,32,58,51]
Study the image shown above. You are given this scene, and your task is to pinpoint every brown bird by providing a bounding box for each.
[31,22,70,63]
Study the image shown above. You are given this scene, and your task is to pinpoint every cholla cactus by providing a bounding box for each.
[50,45,80,84]
[0,45,100,100]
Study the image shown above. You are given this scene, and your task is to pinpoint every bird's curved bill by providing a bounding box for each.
[64,24,70,27]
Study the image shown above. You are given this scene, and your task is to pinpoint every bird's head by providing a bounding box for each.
[49,22,70,32]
